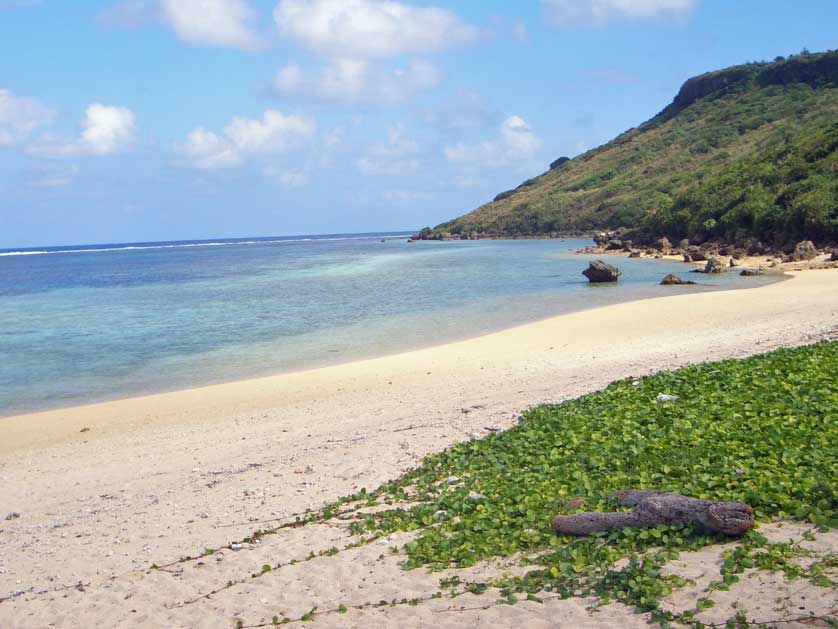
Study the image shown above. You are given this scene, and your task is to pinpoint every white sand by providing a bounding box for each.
[1,269,837,628]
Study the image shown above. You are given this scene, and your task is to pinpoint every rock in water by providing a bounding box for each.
[792,240,819,261]
[740,268,764,276]
[582,260,621,283]
[660,274,695,285]
[703,257,727,273]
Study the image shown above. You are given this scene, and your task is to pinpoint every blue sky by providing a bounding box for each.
[0,0,836,247]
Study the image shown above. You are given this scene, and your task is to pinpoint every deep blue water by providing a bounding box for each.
[0,234,777,415]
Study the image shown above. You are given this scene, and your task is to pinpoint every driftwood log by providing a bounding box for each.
[551,490,754,537]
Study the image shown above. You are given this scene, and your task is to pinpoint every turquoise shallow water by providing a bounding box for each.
[0,234,778,415]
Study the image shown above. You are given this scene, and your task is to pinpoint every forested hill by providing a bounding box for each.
[418,50,838,248]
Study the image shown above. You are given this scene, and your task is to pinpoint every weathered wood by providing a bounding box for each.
[551,490,754,537]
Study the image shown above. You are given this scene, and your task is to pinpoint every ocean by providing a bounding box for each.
[0,233,776,415]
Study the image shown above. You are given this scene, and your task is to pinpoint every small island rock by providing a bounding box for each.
[583,260,621,283]
[660,274,695,285]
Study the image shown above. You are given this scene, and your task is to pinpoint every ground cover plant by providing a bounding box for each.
[158,342,837,626]
[331,341,838,625]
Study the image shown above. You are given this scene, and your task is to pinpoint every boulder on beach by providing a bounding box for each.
[582,260,621,283]
[660,274,696,285]
[653,237,672,253]
[831,249,838,262]
[740,268,764,276]
[629,250,641,258]
[686,246,707,262]
[791,240,819,261]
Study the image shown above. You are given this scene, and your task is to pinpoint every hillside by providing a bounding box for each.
[419,51,838,248]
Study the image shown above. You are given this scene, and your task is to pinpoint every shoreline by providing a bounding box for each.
[2,269,838,627]
[0,249,786,421]
[0,267,797,455]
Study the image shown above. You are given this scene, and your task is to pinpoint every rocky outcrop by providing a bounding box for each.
[660,274,695,285]
[582,260,621,283]
[550,156,570,170]
[790,240,819,261]
[493,189,516,202]
[653,237,672,253]
[673,67,754,109]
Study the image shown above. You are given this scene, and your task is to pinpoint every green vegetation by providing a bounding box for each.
[170,342,838,627]
[426,50,838,247]
[334,341,837,623]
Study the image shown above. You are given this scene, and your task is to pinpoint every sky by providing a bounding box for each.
[0,1,836,248]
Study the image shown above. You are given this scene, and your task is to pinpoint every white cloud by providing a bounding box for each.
[357,125,420,175]
[180,110,316,169]
[101,0,262,48]
[161,0,262,49]
[501,116,543,160]
[272,0,470,105]
[445,116,543,166]
[368,126,418,157]
[542,0,699,27]
[29,103,135,157]
[181,127,241,169]
[274,0,477,59]
[273,57,440,104]
[0,89,55,145]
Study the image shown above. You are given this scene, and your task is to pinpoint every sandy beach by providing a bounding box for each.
[2,269,838,628]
